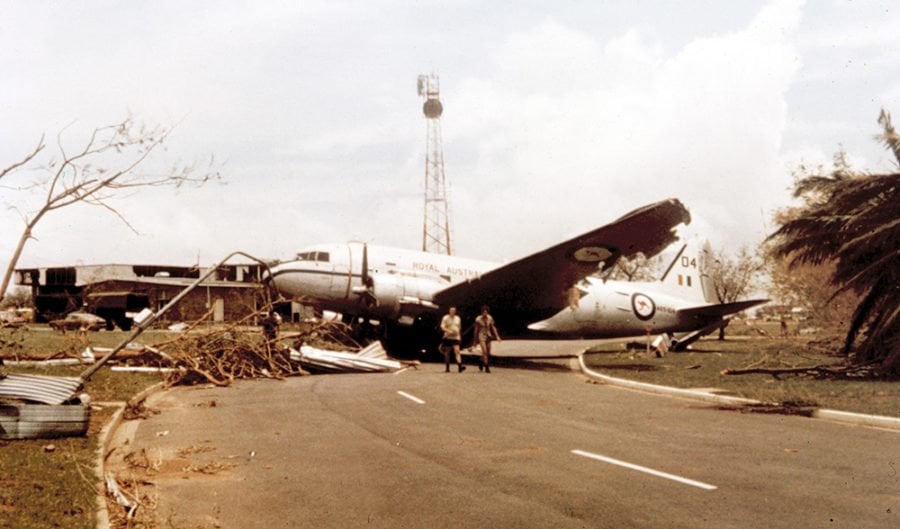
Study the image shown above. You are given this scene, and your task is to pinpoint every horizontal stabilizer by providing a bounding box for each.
[677,299,768,320]
[669,320,729,351]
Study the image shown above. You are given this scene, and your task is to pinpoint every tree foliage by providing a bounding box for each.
[707,245,764,305]
[768,110,900,374]
[604,252,662,282]
[0,116,219,303]
[705,244,765,339]
[0,287,32,310]
[765,206,858,333]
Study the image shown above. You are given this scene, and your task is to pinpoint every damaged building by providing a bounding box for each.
[14,263,269,329]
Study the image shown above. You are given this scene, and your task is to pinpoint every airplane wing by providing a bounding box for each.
[432,198,691,330]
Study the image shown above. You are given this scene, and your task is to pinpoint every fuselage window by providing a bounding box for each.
[297,252,331,263]
[295,251,330,262]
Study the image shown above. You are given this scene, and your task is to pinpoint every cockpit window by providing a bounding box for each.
[295,251,330,262]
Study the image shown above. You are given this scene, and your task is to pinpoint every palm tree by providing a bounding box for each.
[770,110,900,375]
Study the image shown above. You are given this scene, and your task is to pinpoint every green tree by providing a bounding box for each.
[765,205,859,335]
[706,245,765,339]
[769,109,900,374]
[604,252,662,282]
[0,287,32,310]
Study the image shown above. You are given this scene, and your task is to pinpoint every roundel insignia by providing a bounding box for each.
[570,246,613,263]
[631,293,656,320]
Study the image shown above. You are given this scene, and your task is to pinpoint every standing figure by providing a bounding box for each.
[440,306,465,373]
[261,310,281,343]
[474,306,501,372]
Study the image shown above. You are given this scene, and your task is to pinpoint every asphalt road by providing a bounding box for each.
[125,360,899,529]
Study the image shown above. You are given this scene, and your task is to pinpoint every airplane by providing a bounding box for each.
[266,198,700,355]
[525,240,768,351]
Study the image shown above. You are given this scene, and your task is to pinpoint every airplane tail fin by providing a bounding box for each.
[658,239,715,303]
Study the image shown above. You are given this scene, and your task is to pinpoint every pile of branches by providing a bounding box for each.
[142,317,366,387]
[158,331,297,386]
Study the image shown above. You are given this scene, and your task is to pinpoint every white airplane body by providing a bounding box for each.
[271,242,496,323]
[266,199,765,353]
[527,242,767,347]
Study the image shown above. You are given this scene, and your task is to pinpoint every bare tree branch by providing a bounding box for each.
[0,136,45,181]
[1,116,220,303]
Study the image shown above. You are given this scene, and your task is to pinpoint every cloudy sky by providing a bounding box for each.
[1,0,898,276]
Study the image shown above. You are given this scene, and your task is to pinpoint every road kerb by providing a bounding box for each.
[577,353,900,431]
[95,381,169,529]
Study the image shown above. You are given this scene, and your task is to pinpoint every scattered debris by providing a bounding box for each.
[288,341,407,373]
[123,398,158,421]
[721,352,878,379]
[1,348,93,367]
[651,335,669,357]
[182,461,235,475]
[718,400,818,417]
[0,393,90,440]
[105,472,138,520]
[177,444,216,457]
[0,373,84,405]
[0,250,408,442]
[110,366,179,374]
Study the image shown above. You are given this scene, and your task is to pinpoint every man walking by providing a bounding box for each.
[440,306,465,372]
[474,305,501,373]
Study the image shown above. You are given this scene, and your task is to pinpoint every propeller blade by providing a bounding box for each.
[360,243,376,308]
[361,242,370,288]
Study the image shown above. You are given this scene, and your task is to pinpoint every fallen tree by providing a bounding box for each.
[720,347,884,379]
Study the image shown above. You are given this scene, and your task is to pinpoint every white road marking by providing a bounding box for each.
[571,449,718,490]
[397,391,425,404]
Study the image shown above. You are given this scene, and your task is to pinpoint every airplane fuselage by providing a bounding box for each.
[268,242,497,322]
[269,242,732,339]
[526,276,722,338]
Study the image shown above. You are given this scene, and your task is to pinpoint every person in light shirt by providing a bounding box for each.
[440,306,465,373]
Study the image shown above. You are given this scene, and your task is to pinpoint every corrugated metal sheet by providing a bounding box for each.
[289,342,404,373]
[0,374,83,405]
[0,402,90,439]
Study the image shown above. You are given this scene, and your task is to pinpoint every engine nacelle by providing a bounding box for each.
[360,273,445,321]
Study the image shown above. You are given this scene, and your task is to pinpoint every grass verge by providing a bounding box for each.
[584,335,899,417]
[2,326,164,529]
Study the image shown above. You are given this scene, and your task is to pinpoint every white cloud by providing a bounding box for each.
[446,1,803,259]
[2,0,897,282]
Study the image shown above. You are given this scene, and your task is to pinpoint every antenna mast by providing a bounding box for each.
[417,73,452,255]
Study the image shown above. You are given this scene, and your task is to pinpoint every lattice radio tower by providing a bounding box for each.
[417,74,452,255]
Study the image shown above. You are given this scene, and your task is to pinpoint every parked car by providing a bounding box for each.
[48,311,107,332]
[0,308,31,327]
